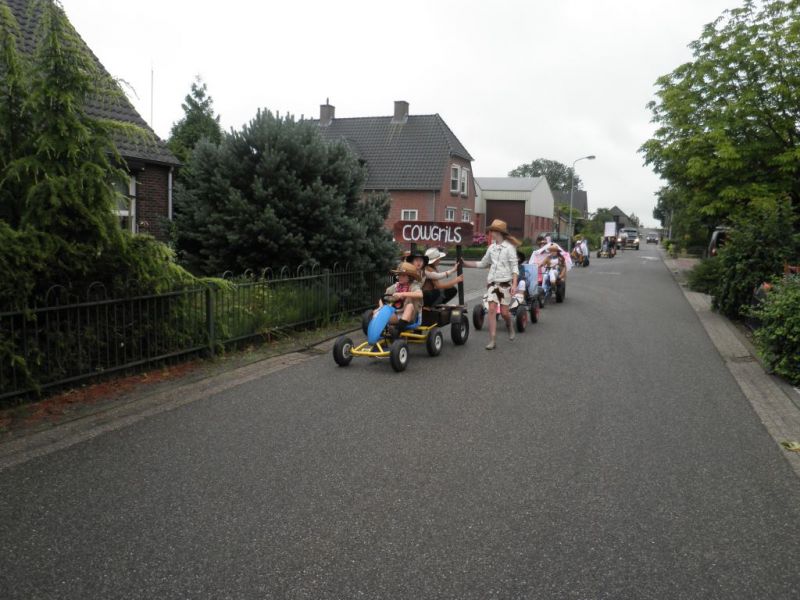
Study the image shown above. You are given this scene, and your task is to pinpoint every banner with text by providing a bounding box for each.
[393,221,474,246]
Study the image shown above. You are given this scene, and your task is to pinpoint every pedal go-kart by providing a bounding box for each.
[472,266,542,333]
[333,296,470,372]
[541,266,566,304]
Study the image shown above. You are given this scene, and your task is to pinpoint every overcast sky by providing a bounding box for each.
[61,0,736,227]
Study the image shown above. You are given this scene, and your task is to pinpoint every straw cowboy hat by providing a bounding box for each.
[486,219,521,246]
[425,247,447,264]
[392,261,421,281]
[548,244,561,253]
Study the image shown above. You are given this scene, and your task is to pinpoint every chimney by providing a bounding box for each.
[392,100,409,124]
[320,99,335,127]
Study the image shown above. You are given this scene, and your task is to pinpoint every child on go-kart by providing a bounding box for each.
[541,244,565,297]
[376,261,423,339]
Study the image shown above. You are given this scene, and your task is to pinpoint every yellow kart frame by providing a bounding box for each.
[333,306,470,372]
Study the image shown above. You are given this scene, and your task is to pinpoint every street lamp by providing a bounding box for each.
[568,154,596,251]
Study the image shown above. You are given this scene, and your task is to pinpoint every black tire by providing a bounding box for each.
[451,313,470,345]
[389,340,409,372]
[515,308,527,332]
[425,327,444,356]
[530,302,539,323]
[361,309,373,335]
[472,304,485,331]
[556,281,566,303]
[333,336,354,367]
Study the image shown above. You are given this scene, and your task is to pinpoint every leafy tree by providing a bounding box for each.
[641,0,800,233]
[174,109,397,274]
[168,76,222,164]
[509,158,583,191]
[574,207,616,245]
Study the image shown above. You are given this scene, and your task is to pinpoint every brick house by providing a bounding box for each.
[313,101,476,231]
[474,177,555,241]
[6,0,180,242]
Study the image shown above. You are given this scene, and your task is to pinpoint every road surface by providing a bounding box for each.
[1,244,799,599]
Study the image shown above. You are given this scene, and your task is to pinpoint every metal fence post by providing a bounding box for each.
[324,269,332,324]
[206,286,215,356]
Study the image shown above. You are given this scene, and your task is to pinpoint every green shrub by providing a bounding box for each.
[687,258,723,294]
[713,200,797,318]
[749,275,800,384]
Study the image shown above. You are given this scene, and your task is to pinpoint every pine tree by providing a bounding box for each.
[168,76,222,165]
[174,109,396,274]
[0,0,193,308]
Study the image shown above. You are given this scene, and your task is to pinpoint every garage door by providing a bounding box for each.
[486,200,525,238]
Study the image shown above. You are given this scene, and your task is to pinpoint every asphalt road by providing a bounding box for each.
[2,244,800,599]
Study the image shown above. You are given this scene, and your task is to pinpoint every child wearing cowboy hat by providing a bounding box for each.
[378,261,424,339]
[421,247,463,307]
[462,219,520,350]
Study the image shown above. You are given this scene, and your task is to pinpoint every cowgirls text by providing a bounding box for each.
[393,221,474,246]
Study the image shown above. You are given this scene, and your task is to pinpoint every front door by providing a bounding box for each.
[486,200,525,239]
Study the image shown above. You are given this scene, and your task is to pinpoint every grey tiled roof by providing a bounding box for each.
[4,0,179,167]
[553,190,588,215]
[312,114,473,191]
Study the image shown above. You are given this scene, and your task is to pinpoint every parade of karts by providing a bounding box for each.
[333,297,470,372]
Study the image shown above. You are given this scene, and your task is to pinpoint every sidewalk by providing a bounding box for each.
[662,249,800,477]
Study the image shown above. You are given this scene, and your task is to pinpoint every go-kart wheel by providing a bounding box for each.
[361,309,373,336]
[426,327,444,357]
[556,281,565,303]
[515,307,527,332]
[472,304,485,330]
[530,302,539,323]
[451,313,470,345]
[389,339,409,372]
[333,336,354,367]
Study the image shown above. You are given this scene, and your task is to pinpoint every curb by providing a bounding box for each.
[661,249,800,478]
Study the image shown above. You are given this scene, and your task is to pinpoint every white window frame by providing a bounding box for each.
[444,207,456,222]
[114,176,137,233]
[460,168,469,196]
[401,209,418,221]
[461,208,471,223]
[450,165,460,193]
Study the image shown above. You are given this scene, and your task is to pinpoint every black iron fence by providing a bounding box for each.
[0,266,385,403]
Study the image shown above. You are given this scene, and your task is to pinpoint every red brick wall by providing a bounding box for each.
[523,216,554,240]
[135,164,171,241]
[380,157,477,235]
[384,190,437,227]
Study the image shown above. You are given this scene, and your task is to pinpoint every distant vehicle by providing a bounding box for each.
[708,227,730,257]
[646,233,658,244]
[618,228,640,250]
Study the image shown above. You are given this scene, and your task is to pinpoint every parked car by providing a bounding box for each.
[618,228,640,250]
[646,233,658,244]
[708,227,730,257]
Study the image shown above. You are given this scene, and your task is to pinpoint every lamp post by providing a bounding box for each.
[568,155,596,251]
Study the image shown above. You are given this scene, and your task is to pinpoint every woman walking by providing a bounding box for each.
[462,219,520,350]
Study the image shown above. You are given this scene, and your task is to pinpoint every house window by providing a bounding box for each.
[401,209,418,221]
[113,176,136,233]
[445,207,456,222]
[460,168,469,196]
[450,165,460,193]
[462,209,471,222]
